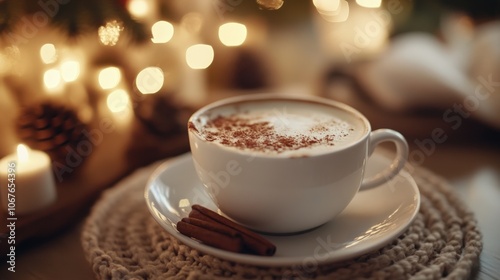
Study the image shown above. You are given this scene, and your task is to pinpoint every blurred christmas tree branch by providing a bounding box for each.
[0,0,149,43]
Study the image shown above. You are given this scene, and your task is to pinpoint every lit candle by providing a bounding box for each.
[0,144,57,215]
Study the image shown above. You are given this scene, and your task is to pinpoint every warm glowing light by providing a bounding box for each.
[256,0,284,10]
[127,0,149,18]
[320,0,349,22]
[219,23,247,47]
[356,0,381,8]
[40,44,57,64]
[44,69,62,89]
[181,13,203,34]
[60,60,80,82]
[98,67,122,89]
[106,89,130,113]
[186,44,214,69]
[98,20,123,46]
[136,67,164,94]
[313,0,341,14]
[151,21,174,44]
[17,144,29,163]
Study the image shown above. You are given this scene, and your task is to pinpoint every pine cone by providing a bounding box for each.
[16,103,89,168]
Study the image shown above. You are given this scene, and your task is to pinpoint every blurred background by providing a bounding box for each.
[0,0,499,251]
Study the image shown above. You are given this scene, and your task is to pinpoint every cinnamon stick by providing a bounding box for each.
[181,217,241,238]
[176,220,243,253]
[190,204,276,256]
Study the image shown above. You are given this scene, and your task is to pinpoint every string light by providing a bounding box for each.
[186,44,214,70]
[151,21,174,44]
[136,67,164,94]
[40,44,57,64]
[98,20,124,46]
[256,0,284,10]
[44,69,62,89]
[106,89,130,113]
[219,23,247,47]
[60,60,80,82]
[319,0,349,22]
[98,67,122,90]
[313,0,341,14]
[127,0,150,18]
[356,0,382,8]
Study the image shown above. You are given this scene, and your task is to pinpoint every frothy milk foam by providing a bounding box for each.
[191,99,367,156]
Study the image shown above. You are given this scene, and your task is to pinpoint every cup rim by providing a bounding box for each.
[188,93,372,157]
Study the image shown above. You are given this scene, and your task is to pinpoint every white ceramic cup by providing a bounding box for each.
[188,94,408,233]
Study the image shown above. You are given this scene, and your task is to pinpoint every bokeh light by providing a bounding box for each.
[44,69,62,89]
[60,60,80,82]
[256,0,284,10]
[313,0,341,14]
[106,89,130,113]
[98,67,122,90]
[40,44,57,64]
[136,67,164,94]
[127,0,149,18]
[151,21,174,44]
[356,0,382,8]
[319,0,350,22]
[98,20,123,46]
[219,23,247,47]
[186,44,214,69]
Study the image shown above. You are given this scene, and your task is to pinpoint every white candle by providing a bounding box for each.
[0,144,57,215]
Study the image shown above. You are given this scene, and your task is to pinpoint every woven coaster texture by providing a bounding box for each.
[81,158,482,280]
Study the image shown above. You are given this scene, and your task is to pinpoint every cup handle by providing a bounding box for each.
[359,129,409,190]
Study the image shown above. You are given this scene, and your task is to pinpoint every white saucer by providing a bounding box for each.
[145,152,420,267]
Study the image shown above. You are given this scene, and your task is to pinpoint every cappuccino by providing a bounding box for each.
[189,99,367,156]
[187,94,409,232]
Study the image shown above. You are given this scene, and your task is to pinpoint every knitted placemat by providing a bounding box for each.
[81,156,482,280]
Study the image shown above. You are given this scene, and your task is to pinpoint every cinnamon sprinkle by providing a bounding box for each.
[194,114,343,153]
